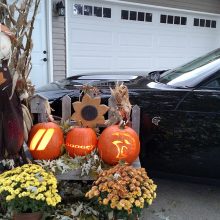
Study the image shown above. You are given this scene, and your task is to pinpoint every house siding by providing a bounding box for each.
[121,0,220,14]
[52,0,66,81]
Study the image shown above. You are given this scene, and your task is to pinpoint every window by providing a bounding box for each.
[206,20,211,27]
[121,10,129,20]
[181,17,187,25]
[160,14,167,23]
[167,15,173,24]
[121,9,152,22]
[138,12,145,21]
[159,49,220,87]
[145,13,152,22]
[73,4,83,15]
[211,20,216,28]
[174,16,180,25]
[103,8,111,18]
[194,17,216,29]
[200,19,205,27]
[203,77,220,89]
[73,4,111,19]
[94,6,102,17]
[194,18,199,26]
[130,11,137,21]
[84,5,92,16]
[161,14,187,26]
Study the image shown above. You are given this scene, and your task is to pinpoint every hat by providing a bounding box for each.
[0,24,17,42]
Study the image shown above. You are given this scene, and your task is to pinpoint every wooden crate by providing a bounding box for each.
[29,94,141,180]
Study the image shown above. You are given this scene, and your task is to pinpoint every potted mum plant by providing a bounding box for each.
[0,164,61,220]
[85,164,157,220]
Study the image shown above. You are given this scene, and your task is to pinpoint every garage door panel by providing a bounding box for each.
[158,35,188,48]
[188,35,218,48]
[71,29,113,45]
[158,57,186,69]
[71,46,113,57]
[71,56,112,70]
[119,33,153,47]
[67,0,220,76]
[117,57,153,69]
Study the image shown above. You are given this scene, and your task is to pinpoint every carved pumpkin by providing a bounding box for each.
[65,127,97,157]
[28,122,64,160]
[98,125,140,165]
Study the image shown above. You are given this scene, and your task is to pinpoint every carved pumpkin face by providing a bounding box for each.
[98,125,140,165]
[65,127,97,157]
[28,122,64,160]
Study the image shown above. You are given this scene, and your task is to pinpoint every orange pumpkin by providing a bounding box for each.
[98,125,140,165]
[65,127,97,157]
[28,122,64,160]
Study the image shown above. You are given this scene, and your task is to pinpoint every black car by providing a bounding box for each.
[38,48,220,180]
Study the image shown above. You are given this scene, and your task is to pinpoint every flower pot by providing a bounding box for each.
[13,212,43,220]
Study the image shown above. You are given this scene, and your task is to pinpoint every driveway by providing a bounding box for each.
[141,178,220,220]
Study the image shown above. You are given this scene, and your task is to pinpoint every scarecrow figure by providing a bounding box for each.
[0,24,24,162]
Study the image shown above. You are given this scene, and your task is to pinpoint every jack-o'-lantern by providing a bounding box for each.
[98,125,140,165]
[65,127,97,157]
[28,122,64,160]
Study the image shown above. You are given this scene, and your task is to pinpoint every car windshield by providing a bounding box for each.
[159,48,220,87]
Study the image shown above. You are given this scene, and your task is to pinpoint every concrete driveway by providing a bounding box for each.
[141,178,220,220]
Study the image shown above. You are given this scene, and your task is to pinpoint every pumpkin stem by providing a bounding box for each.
[79,120,83,128]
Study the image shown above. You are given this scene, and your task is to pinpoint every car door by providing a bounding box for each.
[175,74,220,178]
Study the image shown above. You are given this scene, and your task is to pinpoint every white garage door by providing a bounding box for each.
[66,0,220,76]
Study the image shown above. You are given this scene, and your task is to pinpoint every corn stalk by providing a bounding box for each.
[0,0,40,102]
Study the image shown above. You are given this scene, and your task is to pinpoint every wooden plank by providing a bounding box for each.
[131,105,140,135]
[56,168,95,180]
[38,113,47,123]
[30,96,47,114]
[62,95,72,122]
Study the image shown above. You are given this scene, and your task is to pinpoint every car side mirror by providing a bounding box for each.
[149,71,161,81]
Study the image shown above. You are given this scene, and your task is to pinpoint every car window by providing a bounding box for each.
[203,77,220,90]
[159,48,220,87]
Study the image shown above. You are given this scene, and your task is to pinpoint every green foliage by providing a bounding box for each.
[5,197,51,213]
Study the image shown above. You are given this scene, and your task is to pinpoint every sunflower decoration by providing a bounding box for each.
[71,93,109,128]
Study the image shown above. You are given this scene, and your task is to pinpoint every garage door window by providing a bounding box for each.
[73,4,83,15]
[211,20,216,28]
[174,16,180,25]
[194,18,216,28]
[130,11,137,20]
[121,10,152,22]
[161,14,187,25]
[145,13,152,22]
[84,5,92,16]
[94,7,102,17]
[121,10,128,19]
[138,12,145,21]
[73,4,111,18]
[103,8,111,18]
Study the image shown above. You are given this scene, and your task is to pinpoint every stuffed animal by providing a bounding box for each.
[0,24,24,161]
